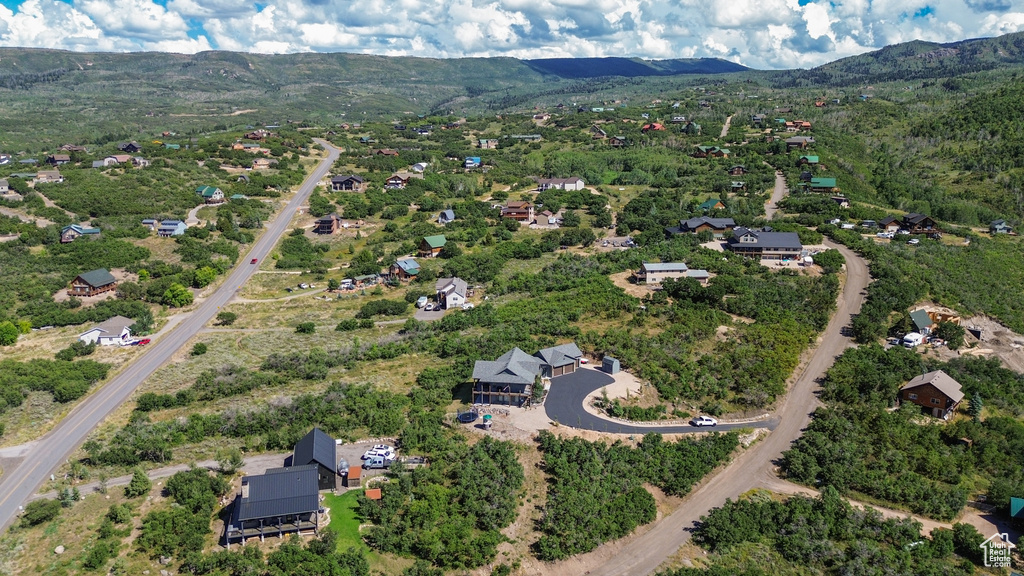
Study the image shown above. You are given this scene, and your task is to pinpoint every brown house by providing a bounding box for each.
[314,214,342,235]
[419,235,447,258]
[899,370,964,419]
[373,149,399,157]
[501,201,534,222]
[46,154,71,165]
[904,213,939,234]
[68,268,118,297]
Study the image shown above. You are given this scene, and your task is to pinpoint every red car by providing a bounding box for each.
[250,258,258,264]
[137,339,151,346]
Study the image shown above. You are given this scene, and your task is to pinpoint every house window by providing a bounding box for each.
[908,393,918,400]
[931,398,941,405]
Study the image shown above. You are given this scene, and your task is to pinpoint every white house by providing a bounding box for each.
[435,277,468,309]
[636,262,710,285]
[78,315,134,346]
[537,177,585,191]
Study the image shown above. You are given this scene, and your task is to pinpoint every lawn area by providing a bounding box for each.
[324,490,366,552]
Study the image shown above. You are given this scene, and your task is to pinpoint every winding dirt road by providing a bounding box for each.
[765,170,788,220]
[573,240,871,576]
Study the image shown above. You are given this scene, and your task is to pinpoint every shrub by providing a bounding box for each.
[296,322,316,334]
[355,299,408,318]
[191,343,208,356]
[0,321,18,346]
[335,319,359,331]
[21,498,61,526]
[81,540,115,571]
[215,311,237,326]
[162,283,194,308]
[812,249,845,273]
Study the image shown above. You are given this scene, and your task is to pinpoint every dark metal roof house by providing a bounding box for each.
[227,465,322,546]
[292,427,338,491]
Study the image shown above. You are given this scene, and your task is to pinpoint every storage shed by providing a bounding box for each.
[602,357,620,374]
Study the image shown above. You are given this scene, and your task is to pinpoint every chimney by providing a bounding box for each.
[241,479,250,499]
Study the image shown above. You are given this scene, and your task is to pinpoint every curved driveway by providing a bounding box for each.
[545,369,779,434]
[0,139,340,533]
[552,240,870,576]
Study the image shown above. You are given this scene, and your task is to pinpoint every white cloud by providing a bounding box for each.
[0,0,1018,68]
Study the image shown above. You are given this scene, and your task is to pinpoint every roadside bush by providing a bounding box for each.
[335,319,359,331]
[296,322,316,334]
[355,299,408,318]
[21,498,61,526]
[215,311,237,326]
[191,343,208,356]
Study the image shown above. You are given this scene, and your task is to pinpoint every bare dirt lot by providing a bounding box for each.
[947,314,1024,372]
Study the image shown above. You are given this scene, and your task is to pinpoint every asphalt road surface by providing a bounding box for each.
[579,240,871,576]
[0,139,340,533]
[544,369,779,434]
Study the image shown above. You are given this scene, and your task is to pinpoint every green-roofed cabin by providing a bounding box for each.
[699,198,725,211]
[419,235,447,258]
[798,155,819,165]
[68,268,117,297]
[808,177,837,192]
[196,185,225,204]
[910,309,934,335]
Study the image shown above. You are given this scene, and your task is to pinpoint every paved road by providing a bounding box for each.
[0,139,340,533]
[578,240,870,576]
[545,369,778,434]
[765,170,788,220]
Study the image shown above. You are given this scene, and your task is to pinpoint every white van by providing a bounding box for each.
[363,455,394,469]
[903,332,925,348]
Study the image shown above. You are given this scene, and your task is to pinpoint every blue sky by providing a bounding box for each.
[0,0,1020,69]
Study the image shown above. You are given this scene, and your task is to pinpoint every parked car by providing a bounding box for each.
[690,415,718,427]
[907,238,920,245]
[137,338,151,346]
[416,296,428,309]
[362,445,393,459]
[424,303,437,311]
[461,303,474,310]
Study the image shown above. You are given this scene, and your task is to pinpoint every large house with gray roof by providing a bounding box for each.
[726,227,803,260]
[472,343,584,405]
[435,277,468,309]
[226,464,322,546]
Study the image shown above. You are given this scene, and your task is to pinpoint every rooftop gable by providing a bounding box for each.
[293,427,336,472]
[77,268,116,287]
[901,370,964,403]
